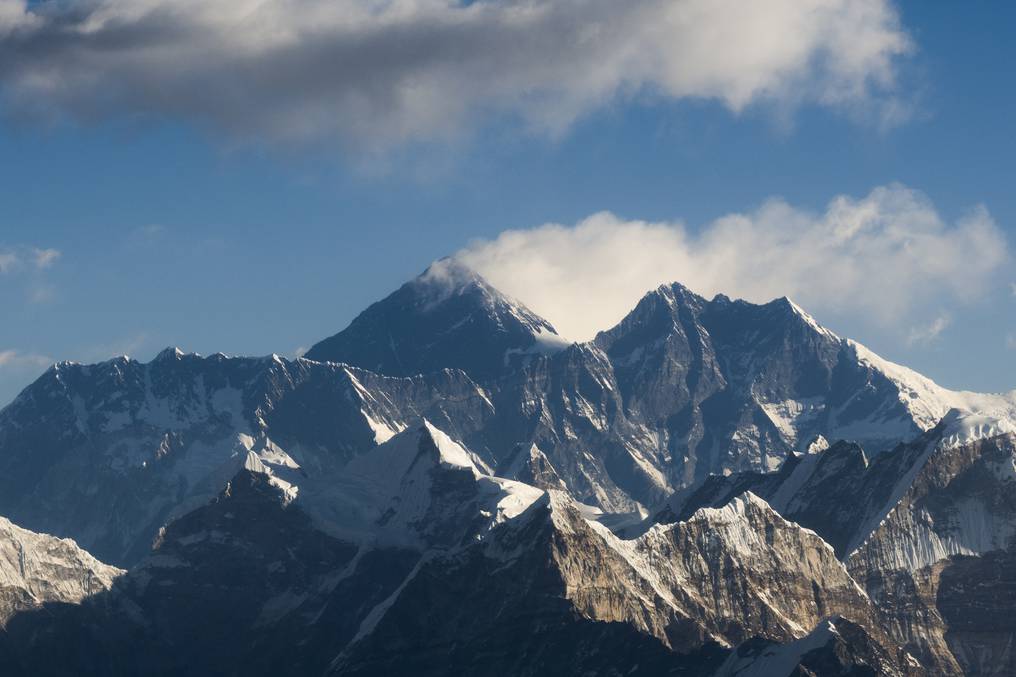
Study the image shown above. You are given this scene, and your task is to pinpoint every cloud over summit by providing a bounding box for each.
[458,185,1010,342]
[0,0,911,148]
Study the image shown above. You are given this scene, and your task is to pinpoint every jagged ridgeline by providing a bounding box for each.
[0,259,1014,676]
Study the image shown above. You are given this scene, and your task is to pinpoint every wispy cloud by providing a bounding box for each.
[31,247,60,269]
[76,332,153,363]
[459,184,1010,341]
[0,244,62,303]
[0,245,62,273]
[907,315,951,346]
[0,349,52,370]
[1007,334,1016,351]
[0,0,912,150]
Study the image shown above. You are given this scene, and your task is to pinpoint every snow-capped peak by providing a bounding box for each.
[304,259,564,380]
[153,347,186,362]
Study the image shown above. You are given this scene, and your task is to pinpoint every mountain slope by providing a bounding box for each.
[336,490,883,674]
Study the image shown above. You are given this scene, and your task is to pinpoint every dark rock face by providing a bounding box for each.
[937,549,1016,677]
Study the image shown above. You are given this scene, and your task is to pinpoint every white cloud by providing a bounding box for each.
[907,314,951,346]
[1008,334,1016,351]
[0,245,61,273]
[458,184,1010,341]
[0,244,61,301]
[76,332,152,363]
[0,349,52,370]
[0,0,911,148]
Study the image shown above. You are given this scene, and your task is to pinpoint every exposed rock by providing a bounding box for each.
[0,516,122,625]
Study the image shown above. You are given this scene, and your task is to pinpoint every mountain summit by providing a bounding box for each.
[305,259,568,381]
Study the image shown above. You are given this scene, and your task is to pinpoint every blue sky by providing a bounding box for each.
[1,0,1014,406]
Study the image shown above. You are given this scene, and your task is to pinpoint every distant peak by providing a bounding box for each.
[614,281,705,315]
[778,297,839,339]
[419,257,483,285]
[412,257,493,300]
[153,347,185,362]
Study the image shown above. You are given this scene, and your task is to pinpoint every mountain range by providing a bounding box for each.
[0,257,1014,676]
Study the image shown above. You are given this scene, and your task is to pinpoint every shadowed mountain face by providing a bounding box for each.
[0,263,1014,676]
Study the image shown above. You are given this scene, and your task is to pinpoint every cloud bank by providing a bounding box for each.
[0,0,910,148]
[458,185,1009,341]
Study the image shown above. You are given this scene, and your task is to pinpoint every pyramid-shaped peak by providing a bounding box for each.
[635,281,709,314]
[594,280,708,351]
[304,258,565,380]
[152,347,186,363]
[416,257,487,291]
[655,280,707,302]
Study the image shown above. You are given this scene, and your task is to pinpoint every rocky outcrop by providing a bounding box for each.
[0,516,122,625]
